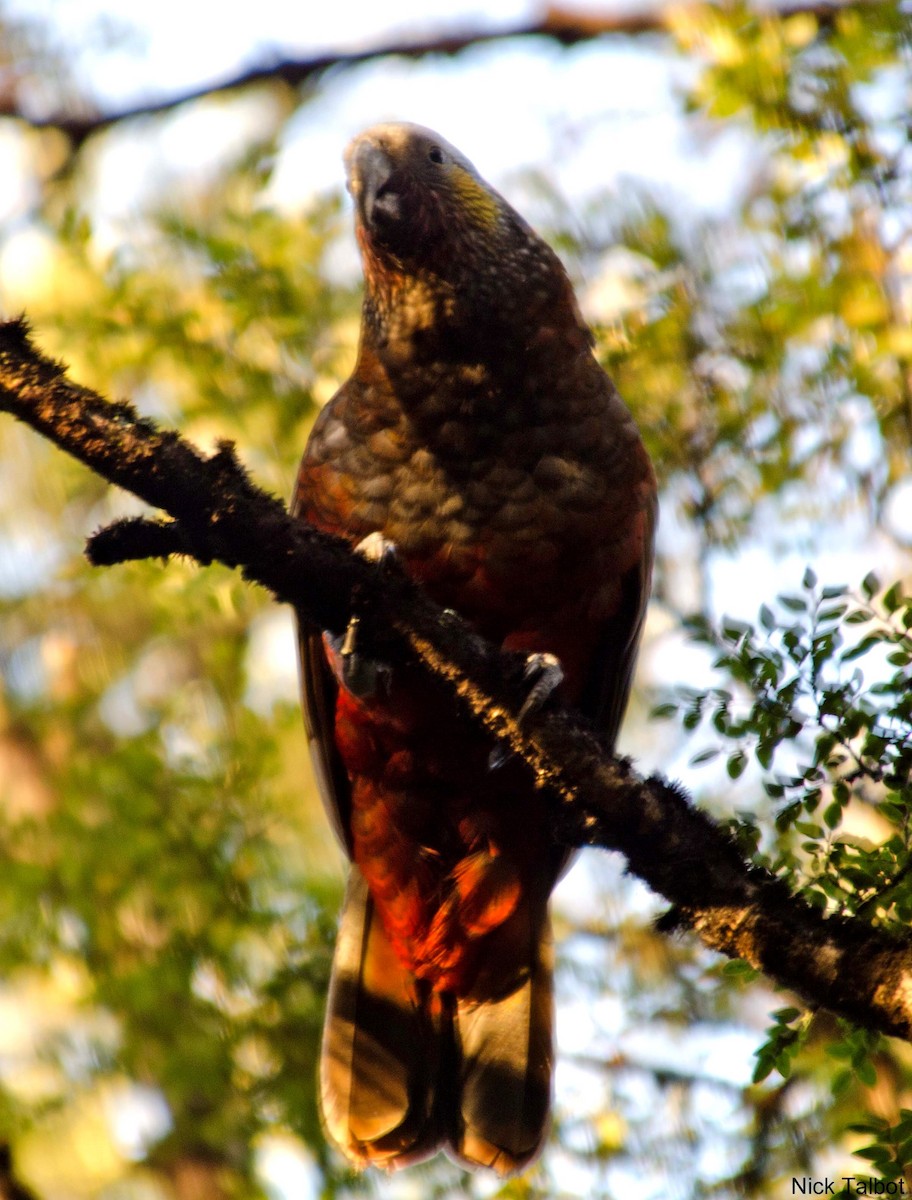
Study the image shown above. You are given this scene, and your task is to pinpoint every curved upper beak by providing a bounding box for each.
[345,134,400,228]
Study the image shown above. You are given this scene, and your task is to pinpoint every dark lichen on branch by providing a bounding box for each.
[3,315,912,1044]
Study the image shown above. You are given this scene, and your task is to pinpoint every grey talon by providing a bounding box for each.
[332,614,390,701]
[488,652,564,772]
[516,652,564,725]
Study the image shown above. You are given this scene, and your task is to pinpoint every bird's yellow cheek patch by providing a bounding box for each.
[450,166,499,228]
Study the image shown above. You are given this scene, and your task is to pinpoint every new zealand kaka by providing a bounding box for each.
[293,122,656,1174]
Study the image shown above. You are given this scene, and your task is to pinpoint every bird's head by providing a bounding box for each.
[346,123,505,270]
[344,123,587,355]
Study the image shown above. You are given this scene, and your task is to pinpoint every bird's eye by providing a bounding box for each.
[427,145,445,165]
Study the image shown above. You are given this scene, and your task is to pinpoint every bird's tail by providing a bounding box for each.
[319,870,443,1168]
[319,867,553,1175]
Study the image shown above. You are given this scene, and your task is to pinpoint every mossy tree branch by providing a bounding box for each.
[2,315,912,1042]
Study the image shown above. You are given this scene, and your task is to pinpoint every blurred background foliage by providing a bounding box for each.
[0,2,911,1198]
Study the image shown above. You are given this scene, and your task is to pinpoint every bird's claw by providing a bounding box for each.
[516,652,564,724]
[326,534,399,700]
[327,614,391,701]
[488,652,564,771]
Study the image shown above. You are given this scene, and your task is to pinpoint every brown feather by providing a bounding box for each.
[450,900,554,1172]
[297,625,352,853]
[320,870,443,1167]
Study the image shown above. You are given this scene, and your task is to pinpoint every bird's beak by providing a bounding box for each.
[345,135,401,229]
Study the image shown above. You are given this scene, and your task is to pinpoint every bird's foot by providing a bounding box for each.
[355,530,398,566]
[488,652,564,770]
[327,534,399,700]
[516,651,564,725]
[326,616,390,701]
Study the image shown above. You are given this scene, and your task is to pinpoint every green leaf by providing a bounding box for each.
[884,583,904,613]
[727,750,747,779]
[722,959,759,979]
[772,1006,801,1024]
[823,801,842,829]
[826,1041,855,1060]
[855,1058,878,1088]
[780,594,807,613]
[818,603,848,624]
[845,609,870,624]
[722,618,752,641]
[854,1144,888,1162]
[842,633,886,662]
[846,1118,889,1134]
[690,748,721,766]
[752,1054,775,1084]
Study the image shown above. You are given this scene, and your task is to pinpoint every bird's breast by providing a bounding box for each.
[300,367,648,632]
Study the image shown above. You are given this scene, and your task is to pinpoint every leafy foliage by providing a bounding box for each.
[662,573,912,914]
[657,573,912,1186]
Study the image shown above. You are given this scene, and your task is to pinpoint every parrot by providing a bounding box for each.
[293,122,657,1175]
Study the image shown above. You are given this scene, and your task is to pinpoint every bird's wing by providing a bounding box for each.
[292,389,361,857]
[296,621,354,856]
[582,485,658,750]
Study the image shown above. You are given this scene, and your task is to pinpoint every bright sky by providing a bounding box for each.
[16,0,621,102]
[9,0,753,213]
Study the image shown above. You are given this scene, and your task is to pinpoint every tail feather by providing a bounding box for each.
[320,870,442,1167]
[450,908,554,1173]
[320,869,553,1175]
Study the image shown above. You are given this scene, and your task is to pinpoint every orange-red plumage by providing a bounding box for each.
[294,122,657,1174]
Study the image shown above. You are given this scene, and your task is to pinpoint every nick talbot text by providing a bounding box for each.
[793,1181,907,1196]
